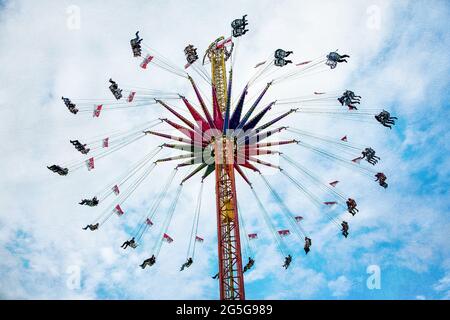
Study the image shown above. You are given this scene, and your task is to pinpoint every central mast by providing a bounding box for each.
[207,37,245,300]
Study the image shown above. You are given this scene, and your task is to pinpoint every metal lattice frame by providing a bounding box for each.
[214,137,245,300]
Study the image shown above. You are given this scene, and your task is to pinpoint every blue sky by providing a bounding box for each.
[0,0,449,300]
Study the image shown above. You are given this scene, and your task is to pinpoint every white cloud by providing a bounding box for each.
[433,272,450,300]
[328,275,352,298]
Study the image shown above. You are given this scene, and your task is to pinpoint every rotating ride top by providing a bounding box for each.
[50,14,397,300]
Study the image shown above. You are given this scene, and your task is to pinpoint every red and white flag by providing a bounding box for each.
[254,61,266,68]
[140,55,154,69]
[324,201,337,206]
[114,204,124,216]
[127,91,136,103]
[216,36,232,49]
[195,236,204,243]
[329,180,339,187]
[145,218,153,226]
[278,229,291,237]
[102,137,109,148]
[93,104,103,118]
[341,135,348,142]
[163,233,173,243]
[86,157,95,171]
[248,233,258,240]
[296,60,312,66]
[352,157,362,164]
[112,185,120,196]
[294,216,303,222]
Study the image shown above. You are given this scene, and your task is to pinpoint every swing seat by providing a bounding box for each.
[130,242,138,249]
[325,60,337,69]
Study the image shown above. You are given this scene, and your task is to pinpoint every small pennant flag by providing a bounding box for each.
[324,201,337,206]
[329,180,339,187]
[127,91,136,103]
[314,91,326,95]
[140,55,154,69]
[85,157,95,171]
[294,216,304,222]
[248,233,258,240]
[352,157,362,164]
[114,204,124,216]
[163,233,173,243]
[254,61,266,68]
[216,36,232,49]
[341,135,348,142]
[102,137,109,148]
[145,218,153,226]
[195,236,204,243]
[112,185,120,196]
[93,105,103,118]
[278,229,291,237]
[296,60,312,66]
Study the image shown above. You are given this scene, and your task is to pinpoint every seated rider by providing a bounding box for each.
[274,58,292,67]
[274,49,293,59]
[180,257,194,271]
[76,143,89,152]
[70,140,90,154]
[62,97,71,105]
[375,172,388,188]
[362,147,375,158]
[243,257,255,273]
[184,45,198,64]
[231,14,249,37]
[326,51,350,69]
[362,147,380,165]
[82,223,99,231]
[344,96,359,110]
[375,110,397,129]
[282,254,292,269]
[62,97,79,114]
[140,255,156,269]
[131,31,143,47]
[47,165,69,176]
[327,51,350,63]
[346,198,359,216]
[109,79,118,90]
[68,106,78,114]
[70,140,81,146]
[130,31,143,57]
[121,237,136,249]
[338,91,360,110]
[341,221,349,238]
[79,196,99,207]
[345,90,361,101]
[47,164,60,172]
[304,237,312,254]
[109,79,123,100]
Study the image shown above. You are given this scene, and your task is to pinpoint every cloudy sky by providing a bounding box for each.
[0,0,449,300]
